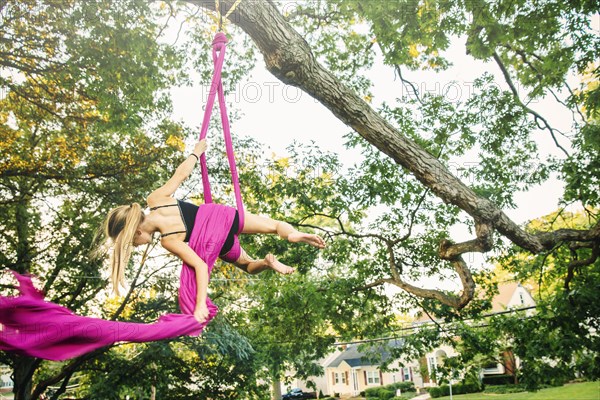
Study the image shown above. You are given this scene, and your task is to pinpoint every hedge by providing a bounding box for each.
[484,385,528,394]
[427,382,482,398]
[365,381,416,399]
[482,374,514,385]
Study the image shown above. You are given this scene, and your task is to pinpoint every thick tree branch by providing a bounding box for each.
[439,221,494,259]
[536,221,600,249]
[184,0,549,256]
[325,209,478,309]
[565,242,600,293]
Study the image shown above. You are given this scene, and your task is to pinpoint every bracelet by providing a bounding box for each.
[189,153,199,161]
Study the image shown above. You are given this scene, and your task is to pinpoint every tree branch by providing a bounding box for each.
[180,0,599,309]
[182,0,547,256]
[492,51,570,156]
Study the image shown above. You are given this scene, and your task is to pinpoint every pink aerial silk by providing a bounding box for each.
[198,32,245,234]
[0,33,245,361]
[0,203,237,361]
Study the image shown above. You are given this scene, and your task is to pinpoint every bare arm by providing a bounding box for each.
[147,140,207,204]
[162,239,210,323]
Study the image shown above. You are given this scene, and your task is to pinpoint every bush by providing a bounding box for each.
[427,386,446,398]
[365,381,416,399]
[482,374,514,385]
[484,384,528,394]
[379,389,396,400]
[427,382,483,398]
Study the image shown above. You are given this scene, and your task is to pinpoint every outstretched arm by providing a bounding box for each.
[162,239,210,323]
[147,140,207,203]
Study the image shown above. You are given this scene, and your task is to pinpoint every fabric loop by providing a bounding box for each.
[197,33,245,234]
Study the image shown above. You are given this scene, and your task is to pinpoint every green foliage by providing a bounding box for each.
[365,381,416,399]
[2,0,598,398]
[0,1,259,398]
[562,122,600,206]
[483,384,528,394]
[427,382,482,398]
[428,210,600,391]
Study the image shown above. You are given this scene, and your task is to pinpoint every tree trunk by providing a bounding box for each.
[12,358,38,400]
[14,194,33,274]
[12,187,37,399]
[271,375,282,400]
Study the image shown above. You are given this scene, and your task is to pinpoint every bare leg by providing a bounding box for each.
[241,212,326,249]
[233,248,295,275]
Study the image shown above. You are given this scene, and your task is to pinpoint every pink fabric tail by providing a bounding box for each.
[0,204,235,361]
[197,32,245,233]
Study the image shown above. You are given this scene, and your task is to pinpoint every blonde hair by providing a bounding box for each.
[98,202,144,295]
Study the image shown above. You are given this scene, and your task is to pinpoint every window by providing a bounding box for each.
[367,371,380,385]
[341,372,347,384]
[403,367,411,381]
[428,356,437,373]
[519,293,525,305]
[334,373,339,384]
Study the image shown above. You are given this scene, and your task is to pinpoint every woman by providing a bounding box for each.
[102,139,326,324]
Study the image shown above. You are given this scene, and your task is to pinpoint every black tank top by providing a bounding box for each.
[149,200,198,242]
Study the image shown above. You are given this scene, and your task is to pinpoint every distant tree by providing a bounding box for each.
[401,210,599,390]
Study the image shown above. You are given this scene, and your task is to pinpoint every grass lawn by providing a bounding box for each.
[436,381,599,400]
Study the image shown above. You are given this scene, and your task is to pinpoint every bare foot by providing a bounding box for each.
[265,254,295,275]
[287,232,326,249]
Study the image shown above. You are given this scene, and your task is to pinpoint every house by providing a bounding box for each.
[324,339,416,398]
[0,364,13,395]
[491,281,536,314]
[280,352,342,397]
[415,344,460,388]
[414,281,536,386]
[282,281,536,397]
[484,281,535,381]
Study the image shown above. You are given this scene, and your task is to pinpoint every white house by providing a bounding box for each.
[281,281,536,398]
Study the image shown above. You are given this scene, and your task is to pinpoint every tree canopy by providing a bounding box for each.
[1,0,598,398]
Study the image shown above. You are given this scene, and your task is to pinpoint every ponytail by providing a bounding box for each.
[98,203,144,295]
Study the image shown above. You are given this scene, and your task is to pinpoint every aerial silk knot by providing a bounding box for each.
[212,32,228,48]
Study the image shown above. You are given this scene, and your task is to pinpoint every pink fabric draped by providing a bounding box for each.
[0,203,236,361]
[197,32,245,234]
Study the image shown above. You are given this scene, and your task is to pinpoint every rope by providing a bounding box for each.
[215,0,243,31]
